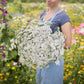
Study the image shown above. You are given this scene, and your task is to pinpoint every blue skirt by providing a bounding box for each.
[36,58,64,84]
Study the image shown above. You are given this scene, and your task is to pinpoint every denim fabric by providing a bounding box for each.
[36,8,71,84]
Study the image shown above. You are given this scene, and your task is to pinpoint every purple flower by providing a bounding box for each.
[2,52,6,58]
[3,18,6,23]
[2,9,6,13]
[18,62,21,65]
[3,13,6,17]
[18,65,21,67]
[5,23,8,27]
[4,5,7,7]
[1,0,6,4]
[13,62,17,65]
[13,32,15,34]
[0,8,2,10]
[27,20,30,23]
[2,46,6,50]
[5,11,8,14]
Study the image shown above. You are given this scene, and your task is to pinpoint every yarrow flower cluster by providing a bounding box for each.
[9,19,66,69]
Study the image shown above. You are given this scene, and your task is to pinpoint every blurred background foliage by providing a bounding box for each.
[6,0,84,3]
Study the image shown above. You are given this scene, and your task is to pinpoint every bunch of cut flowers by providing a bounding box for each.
[9,19,66,69]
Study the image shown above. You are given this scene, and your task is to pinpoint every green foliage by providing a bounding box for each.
[79,0,84,3]
[1,61,37,84]
[6,0,84,3]
[0,1,84,84]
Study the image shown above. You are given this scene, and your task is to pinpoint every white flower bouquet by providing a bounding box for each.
[9,19,66,69]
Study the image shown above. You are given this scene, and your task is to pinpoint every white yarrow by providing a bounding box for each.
[9,20,66,69]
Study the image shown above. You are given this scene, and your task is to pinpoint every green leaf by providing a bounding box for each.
[1,23,5,30]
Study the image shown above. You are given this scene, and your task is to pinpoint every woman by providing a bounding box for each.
[36,0,72,84]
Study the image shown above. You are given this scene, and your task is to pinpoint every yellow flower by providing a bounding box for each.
[33,14,36,17]
[67,53,70,56]
[11,67,15,70]
[71,50,74,52]
[78,47,83,50]
[68,73,71,76]
[17,1,21,4]
[66,65,70,68]
[72,78,74,81]
[78,70,83,74]
[81,39,84,41]
[69,71,72,73]
[6,73,10,76]
[66,69,69,71]
[0,73,3,76]
[70,66,73,68]
[25,12,29,15]
[81,55,84,57]
[4,78,7,81]
[76,40,79,43]
[32,66,36,69]
[80,42,84,46]
[29,78,32,81]
[28,9,30,11]
[6,64,10,67]
[15,76,17,79]
[67,56,70,58]
[82,68,84,70]
[17,80,19,83]
[75,37,78,39]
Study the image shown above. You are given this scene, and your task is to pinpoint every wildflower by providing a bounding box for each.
[32,66,36,69]
[17,1,21,4]
[14,76,17,79]
[2,46,6,50]
[63,76,67,80]
[2,52,6,58]
[0,73,4,76]
[4,78,7,80]
[1,76,3,79]
[71,29,75,34]
[0,7,2,10]
[80,65,84,68]
[6,64,10,67]
[6,73,10,76]
[5,23,8,27]
[13,62,17,65]
[17,80,19,83]
[29,78,32,81]
[83,60,84,63]
[1,0,6,4]
[72,39,76,44]
[80,23,84,28]
[11,67,15,70]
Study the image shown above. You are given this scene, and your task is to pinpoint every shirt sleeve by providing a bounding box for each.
[60,14,71,26]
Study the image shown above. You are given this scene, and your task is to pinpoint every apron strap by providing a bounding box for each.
[50,8,60,22]
[40,8,60,22]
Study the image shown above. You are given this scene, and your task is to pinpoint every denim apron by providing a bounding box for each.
[36,8,64,84]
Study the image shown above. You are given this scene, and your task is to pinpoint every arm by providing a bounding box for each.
[61,22,72,49]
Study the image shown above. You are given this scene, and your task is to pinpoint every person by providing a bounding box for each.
[36,0,72,84]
